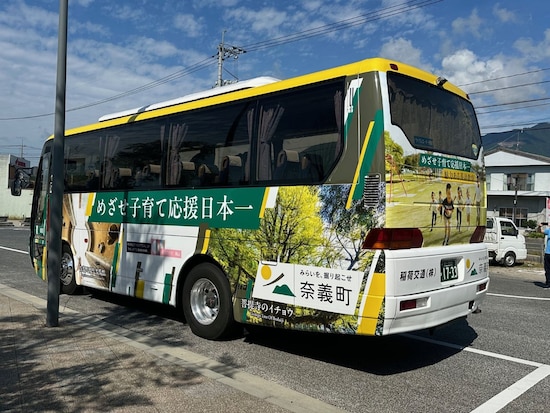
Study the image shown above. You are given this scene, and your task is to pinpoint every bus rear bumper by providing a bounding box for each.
[381,277,490,335]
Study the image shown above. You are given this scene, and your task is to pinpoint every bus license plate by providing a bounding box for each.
[441,259,458,282]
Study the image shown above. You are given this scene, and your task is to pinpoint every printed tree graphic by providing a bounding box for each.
[209,185,370,333]
[319,185,377,271]
[210,186,329,279]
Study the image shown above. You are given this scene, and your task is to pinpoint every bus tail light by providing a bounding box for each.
[469,226,486,243]
[362,228,423,250]
[400,297,428,311]
[477,282,487,292]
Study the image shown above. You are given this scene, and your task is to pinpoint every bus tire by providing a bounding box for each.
[503,252,516,267]
[60,244,78,295]
[182,263,235,340]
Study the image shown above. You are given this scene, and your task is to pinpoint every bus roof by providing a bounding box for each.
[60,57,469,137]
[98,76,280,122]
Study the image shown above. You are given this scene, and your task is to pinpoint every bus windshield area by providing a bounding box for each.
[387,72,482,160]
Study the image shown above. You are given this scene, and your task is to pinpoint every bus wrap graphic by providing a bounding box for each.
[252,262,363,315]
[88,187,267,229]
[419,153,477,181]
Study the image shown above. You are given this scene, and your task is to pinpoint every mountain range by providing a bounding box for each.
[482,122,550,156]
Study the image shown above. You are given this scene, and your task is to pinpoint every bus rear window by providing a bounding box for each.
[387,72,482,160]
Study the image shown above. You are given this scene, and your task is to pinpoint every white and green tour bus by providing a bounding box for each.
[14,57,489,339]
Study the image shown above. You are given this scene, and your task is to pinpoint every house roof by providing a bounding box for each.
[484,147,550,167]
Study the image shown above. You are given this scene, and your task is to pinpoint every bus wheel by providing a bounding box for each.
[503,252,516,267]
[60,245,78,295]
[182,263,234,340]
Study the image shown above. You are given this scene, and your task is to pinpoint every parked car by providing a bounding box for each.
[484,216,527,267]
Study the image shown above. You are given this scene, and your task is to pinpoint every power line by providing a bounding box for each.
[482,123,550,134]
[242,0,442,52]
[468,80,550,95]
[475,96,550,110]
[70,57,216,111]
[476,101,550,116]
[0,57,217,121]
[0,0,442,122]
[459,67,550,87]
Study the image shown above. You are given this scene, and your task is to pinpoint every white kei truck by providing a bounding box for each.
[484,216,527,267]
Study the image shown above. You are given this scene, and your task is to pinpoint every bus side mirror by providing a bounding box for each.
[11,169,31,196]
[11,179,21,196]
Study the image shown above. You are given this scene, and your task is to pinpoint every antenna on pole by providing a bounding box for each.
[215,30,245,88]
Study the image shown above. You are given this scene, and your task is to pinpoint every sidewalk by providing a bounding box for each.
[0,284,346,413]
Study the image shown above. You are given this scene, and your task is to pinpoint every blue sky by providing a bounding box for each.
[0,0,549,163]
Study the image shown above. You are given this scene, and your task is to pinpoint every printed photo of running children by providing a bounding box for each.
[383,133,485,247]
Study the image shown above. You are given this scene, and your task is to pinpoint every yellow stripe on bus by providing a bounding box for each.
[357,272,385,335]
[41,246,48,281]
[85,193,96,217]
[200,229,211,254]
[346,121,375,209]
[259,187,271,219]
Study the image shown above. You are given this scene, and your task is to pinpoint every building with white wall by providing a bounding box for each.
[0,154,33,219]
[485,147,550,227]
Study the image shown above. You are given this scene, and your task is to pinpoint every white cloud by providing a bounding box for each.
[493,4,516,23]
[71,0,95,7]
[193,0,240,7]
[379,37,431,72]
[441,49,488,85]
[132,37,181,60]
[0,2,58,32]
[513,28,550,62]
[102,4,146,23]
[226,7,288,37]
[302,0,324,12]
[452,9,485,39]
[173,14,204,38]
[441,49,543,104]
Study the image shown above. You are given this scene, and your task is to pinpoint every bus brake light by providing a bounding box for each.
[362,228,423,250]
[400,297,428,311]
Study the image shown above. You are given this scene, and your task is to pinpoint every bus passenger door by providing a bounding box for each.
[116,224,200,305]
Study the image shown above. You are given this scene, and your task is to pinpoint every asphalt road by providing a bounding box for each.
[1,225,549,412]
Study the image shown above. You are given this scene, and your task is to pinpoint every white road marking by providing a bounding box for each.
[405,330,549,413]
[488,292,550,301]
[470,365,550,413]
[0,245,27,254]
[404,334,543,368]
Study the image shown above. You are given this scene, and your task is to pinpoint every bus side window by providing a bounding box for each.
[140,164,162,187]
[300,153,324,182]
[219,155,243,185]
[198,164,218,186]
[86,169,100,190]
[179,161,198,187]
[111,167,134,189]
[274,149,300,181]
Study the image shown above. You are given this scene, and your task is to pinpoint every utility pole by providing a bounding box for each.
[215,30,245,88]
[47,0,68,327]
